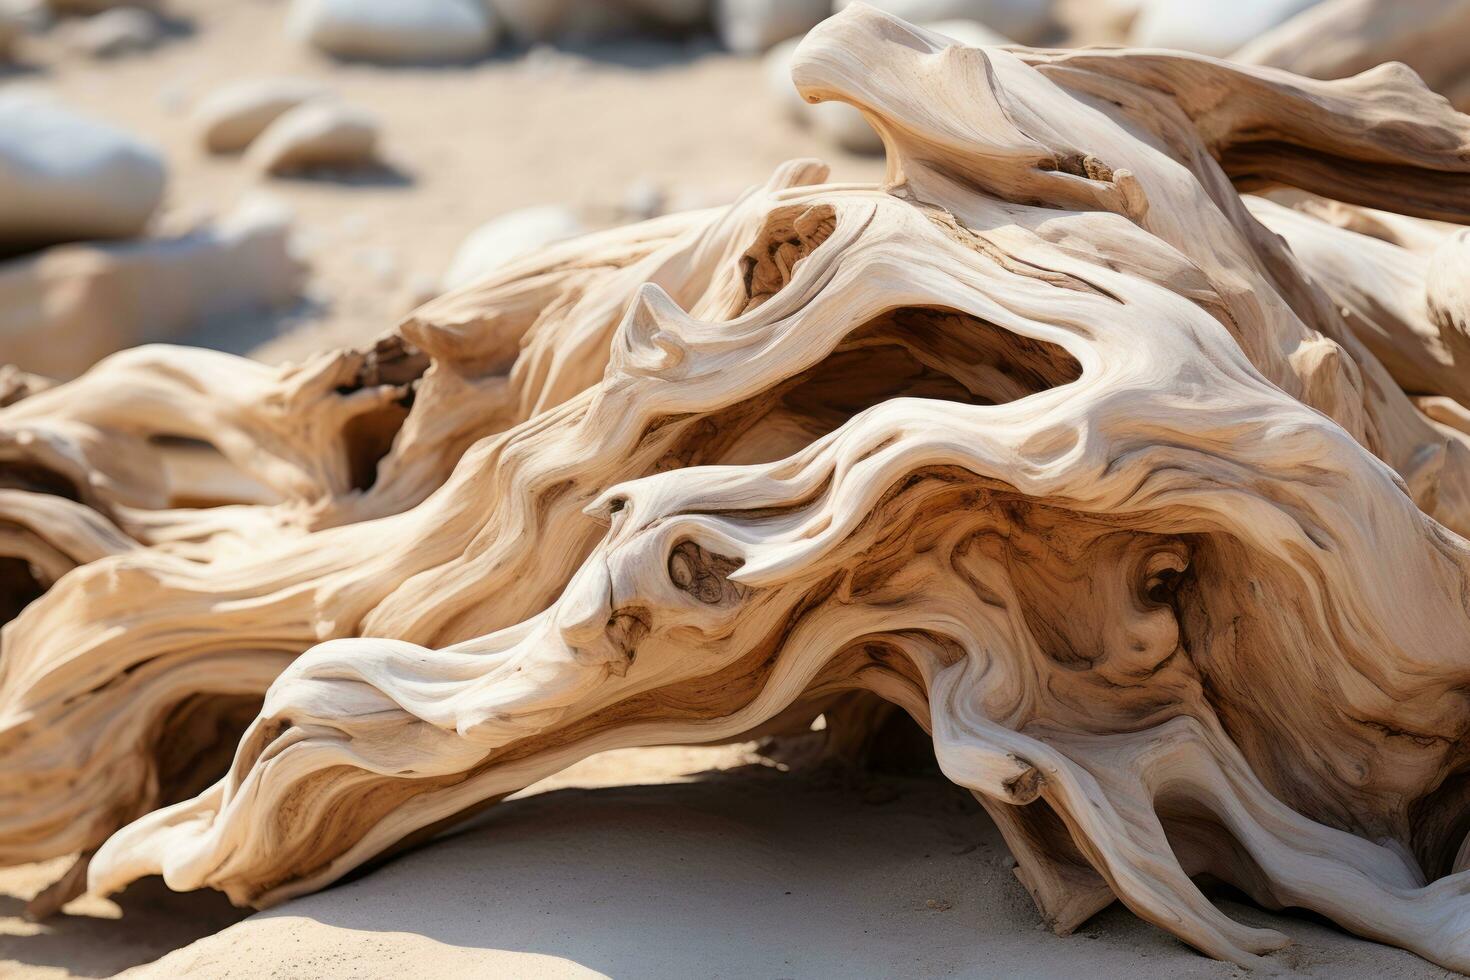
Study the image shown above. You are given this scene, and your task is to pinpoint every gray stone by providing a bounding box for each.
[443,205,585,291]
[924,17,1011,46]
[0,97,167,255]
[493,0,711,42]
[288,0,498,63]
[246,101,380,176]
[48,0,158,12]
[0,198,302,378]
[715,0,827,54]
[1130,0,1321,56]
[622,178,666,221]
[193,78,330,154]
[832,0,1051,45]
[68,6,162,58]
[764,36,882,154]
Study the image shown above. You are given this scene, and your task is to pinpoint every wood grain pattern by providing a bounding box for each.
[3,4,1470,968]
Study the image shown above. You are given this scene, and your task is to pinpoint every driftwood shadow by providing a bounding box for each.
[217,770,1448,980]
[0,874,246,978]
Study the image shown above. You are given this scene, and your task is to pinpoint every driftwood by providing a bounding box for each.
[4,4,1470,968]
[1234,0,1470,111]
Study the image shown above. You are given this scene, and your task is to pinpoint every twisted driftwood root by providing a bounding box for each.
[5,4,1470,969]
[1234,0,1470,112]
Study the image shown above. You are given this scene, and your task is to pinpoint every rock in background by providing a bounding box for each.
[193,78,330,154]
[288,0,499,63]
[245,101,380,176]
[66,5,163,58]
[491,0,710,43]
[832,0,1051,44]
[1233,0,1470,111]
[0,198,302,377]
[1128,0,1318,55]
[0,97,166,255]
[47,0,158,12]
[715,0,827,53]
[442,204,585,291]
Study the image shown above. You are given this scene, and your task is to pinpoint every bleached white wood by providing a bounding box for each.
[3,5,1470,969]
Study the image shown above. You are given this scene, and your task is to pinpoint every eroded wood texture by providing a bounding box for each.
[3,5,1470,969]
[1234,0,1470,112]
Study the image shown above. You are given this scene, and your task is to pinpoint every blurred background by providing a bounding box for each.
[1,0,1465,381]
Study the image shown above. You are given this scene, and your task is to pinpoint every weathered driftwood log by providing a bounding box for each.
[5,4,1470,968]
[1234,0,1470,112]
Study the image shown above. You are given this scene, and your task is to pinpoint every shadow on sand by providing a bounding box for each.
[0,874,246,978]
[20,762,1449,980]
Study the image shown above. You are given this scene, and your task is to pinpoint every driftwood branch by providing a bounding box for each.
[2,5,1470,970]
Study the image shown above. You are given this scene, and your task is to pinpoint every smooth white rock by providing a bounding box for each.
[832,0,1050,44]
[715,0,827,54]
[763,35,880,153]
[924,17,1011,46]
[626,0,710,29]
[69,6,161,58]
[442,205,585,291]
[622,177,667,221]
[193,78,329,154]
[48,0,157,12]
[492,0,710,41]
[0,97,166,254]
[0,199,302,378]
[765,36,808,122]
[1130,0,1322,56]
[810,101,882,154]
[246,101,380,176]
[2,0,47,22]
[287,0,498,62]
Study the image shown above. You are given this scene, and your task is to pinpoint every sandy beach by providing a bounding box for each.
[0,741,1455,978]
[3,1,1469,977]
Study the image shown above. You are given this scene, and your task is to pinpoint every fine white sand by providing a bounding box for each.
[0,3,1461,978]
[0,744,1456,978]
[100,746,1452,980]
